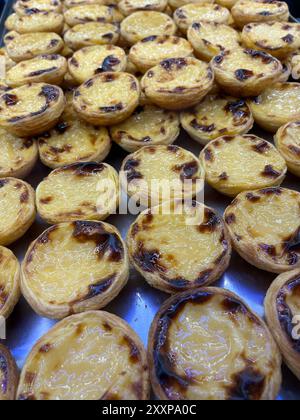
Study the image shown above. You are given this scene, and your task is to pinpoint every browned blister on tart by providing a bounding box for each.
[21,221,129,319]
[64,4,122,27]
[129,35,193,73]
[180,94,253,145]
[275,120,300,177]
[110,105,180,152]
[6,54,67,87]
[249,83,300,133]
[141,57,214,110]
[5,32,64,63]
[127,201,231,294]
[14,0,63,15]
[232,0,289,29]
[187,21,240,62]
[5,11,64,34]
[0,178,36,246]
[174,3,231,34]
[225,187,300,273]
[68,45,127,84]
[212,47,283,97]
[242,22,300,60]
[0,247,20,319]
[120,145,204,205]
[36,162,119,224]
[17,311,149,400]
[148,287,282,400]
[64,22,120,50]
[120,11,176,46]
[0,83,65,137]
[0,344,19,401]
[73,72,140,125]
[200,134,286,197]
[265,270,300,380]
[0,129,38,179]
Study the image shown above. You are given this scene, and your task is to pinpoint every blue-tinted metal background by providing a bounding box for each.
[0,0,299,401]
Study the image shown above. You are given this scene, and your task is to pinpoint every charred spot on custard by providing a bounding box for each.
[40,85,59,102]
[73,162,105,176]
[204,148,213,161]
[190,119,215,132]
[260,187,282,196]
[39,343,53,353]
[259,243,276,256]
[99,103,123,113]
[70,57,79,67]
[174,160,199,181]
[124,158,143,182]
[160,58,187,71]
[122,335,141,363]
[235,69,254,81]
[246,192,260,202]
[77,274,115,302]
[244,49,274,64]
[282,34,294,44]
[20,189,29,203]
[261,165,281,178]
[227,365,266,401]
[2,93,18,106]
[225,213,236,224]
[198,208,220,233]
[133,241,166,274]
[252,140,270,154]
[219,172,228,181]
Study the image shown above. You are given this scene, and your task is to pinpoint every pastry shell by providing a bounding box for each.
[0,246,20,319]
[0,344,19,401]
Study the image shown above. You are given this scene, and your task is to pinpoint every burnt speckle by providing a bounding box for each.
[161,58,187,71]
[73,162,105,176]
[219,172,228,181]
[55,121,69,134]
[3,93,18,106]
[235,69,254,81]
[260,187,282,196]
[190,119,215,132]
[81,274,115,301]
[0,180,8,188]
[214,55,224,64]
[174,160,199,181]
[95,55,121,74]
[227,366,266,400]
[134,242,166,274]
[122,335,140,363]
[225,213,236,224]
[20,190,29,203]
[246,192,260,202]
[100,103,123,113]
[198,208,220,233]
[224,100,248,119]
[50,39,59,47]
[141,35,157,42]
[282,34,294,44]
[124,158,143,182]
[84,79,94,88]
[72,221,124,262]
[259,243,276,257]
[204,148,213,161]
[70,57,79,67]
[261,165,281,178]
[39,343,53,353]
[39,85,59,102]
[245,49,273,64]
[28,67,57,77]
[253,141,270,154]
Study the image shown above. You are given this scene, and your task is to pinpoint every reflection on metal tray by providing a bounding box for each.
[0,0,300,401]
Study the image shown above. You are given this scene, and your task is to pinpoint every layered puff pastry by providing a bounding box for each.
[36,162,119,224]
[0,344,18,401]
[21,221,129,319]
[127,201,231,294]
[0,83,65,137]
[265,270,300,380]
[148,287,282,400]
[275,120,300,177]
[17,311,149,400]
[224,187,300,273]
[200,134,287,197]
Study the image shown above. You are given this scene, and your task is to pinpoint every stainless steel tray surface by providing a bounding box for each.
[1,0,300,400]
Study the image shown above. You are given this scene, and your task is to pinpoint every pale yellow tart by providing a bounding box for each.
[216,0,238,8]
[6,54,67,87]
[0,247,20,319]
[119,0,167,16]
[120,145,204,205]
[141,57,214,110]
[5,32,64,63]
[21,221,129,319]
[187,21,240,62]
[5,12,64,34]
[37,104,111,168]
[180,95,253,145]
[174,3,231,34]
[68,45,127,84]
[224,187,300,273]
[127,201,231,293]
[248,83,300,133]
[242,22,300,60]
[0,178,36,246]
[120,11,176,45]
[149,287,282,400]
[212,47,283,97]
[275,120,300,177]
[64,4,122,27]
[265,270,300,380]
[0,344,19,401]
[73,72,140,125]
[200,134,286,197]
[64,22,120,50]
[129,35,193,73]
[169,0,214,10]
[36,162,119,224]
[231,0,289,29]
[14,0,63,14]
[110,105,180,152]
[0,129,38,179]
[17,311,149,400]
[0,83,65,137]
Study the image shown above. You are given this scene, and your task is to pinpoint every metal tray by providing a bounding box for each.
[0,0,300,400]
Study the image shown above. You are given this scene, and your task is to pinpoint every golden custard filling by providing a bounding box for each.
[15,0,63,13]
[0,129,37,174]
[66,22,119,42]
[75,73,139,113]
[17,313,146,400]
[64,4,119,26]
[23,222,125,305]
[153,291,280,400]
[276,122,300,163]
[130,204,226,283]
[175,3,230,26]
[6,33,63,58]
[233,0,288,18]
[5,12,63,33]
[121,11,176,39]
[202,135,286,188]
[0,247,19,313]
[250,84,300,118]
